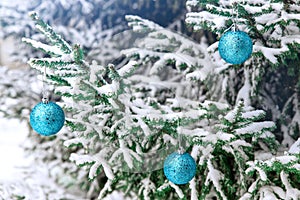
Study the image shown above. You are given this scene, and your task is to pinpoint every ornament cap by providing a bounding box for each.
[232,23,238,32]
[42,97,49,104]
[178,147,185,154]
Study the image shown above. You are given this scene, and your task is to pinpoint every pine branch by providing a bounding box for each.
[28,11,72,54]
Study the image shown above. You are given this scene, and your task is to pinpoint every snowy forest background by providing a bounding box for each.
[0,0,300,199]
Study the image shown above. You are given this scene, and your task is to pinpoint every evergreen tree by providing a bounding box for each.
[185,0,300,147]
[0,1,188,199]
[21,0,300,197]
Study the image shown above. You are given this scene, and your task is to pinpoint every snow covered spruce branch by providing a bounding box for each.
[186,0,300,66]
[21,4,300,199]
[22,12,207,199]
[185,0,300,154]
[123,15,216,82]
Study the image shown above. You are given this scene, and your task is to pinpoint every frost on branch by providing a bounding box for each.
[21,2,300,199]
[23,12,210,199]
[123,15,216,82]
[70,152,114,180]
[245,154,300,199]
[185,0,300,155]
[192,101,278,199]
[22,13,120,198]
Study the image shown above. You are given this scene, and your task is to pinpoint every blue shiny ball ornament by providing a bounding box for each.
[30,101,65,136]
[218,30,253,64]
[163,152,196,185]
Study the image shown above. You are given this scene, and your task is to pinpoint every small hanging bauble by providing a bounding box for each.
[163,152,196,185]
[30,101,65,136]
[218,30,253,64]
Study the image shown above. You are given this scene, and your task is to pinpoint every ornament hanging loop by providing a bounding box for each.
[177,116,185,155]
[231,1,239,32]
[42,65,49,104]
[232,22,238,32]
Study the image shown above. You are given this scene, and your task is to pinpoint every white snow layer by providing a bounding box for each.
[289,138,300,154]
[205,159,227,200]
[241,110,265,119]
[236,122,275,135]
[22,38,65,56]
[70,152,114,180]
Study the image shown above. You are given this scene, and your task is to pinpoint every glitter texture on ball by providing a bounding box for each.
[163,152,196,185]
[218,30,253,64]
[30,101,65,136]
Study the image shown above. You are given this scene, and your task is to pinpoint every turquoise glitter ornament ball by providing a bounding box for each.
[218,30,253,64]
[30,101,65,136]
[163,152,196,185]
